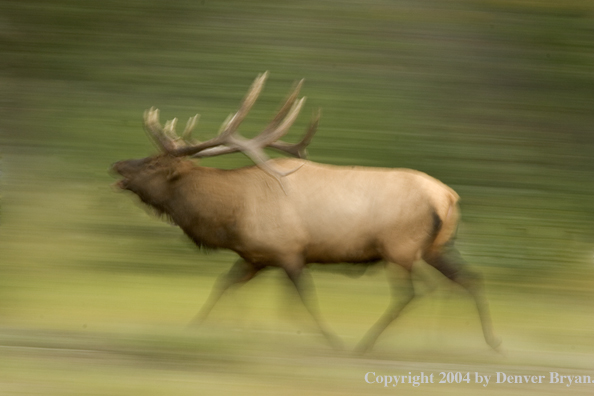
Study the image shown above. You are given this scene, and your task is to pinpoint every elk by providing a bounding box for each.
[111,72,501,353]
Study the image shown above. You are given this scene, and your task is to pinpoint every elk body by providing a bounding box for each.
[112,73,500,353]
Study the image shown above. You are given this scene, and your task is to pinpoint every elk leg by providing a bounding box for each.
[424,245,501,351]
[189,258,260,327]
[354,265,415,354]
[283,263,343,350]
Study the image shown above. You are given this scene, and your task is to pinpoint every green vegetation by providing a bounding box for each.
[1,0,593,394]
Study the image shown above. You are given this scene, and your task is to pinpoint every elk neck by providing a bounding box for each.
[160,165,249,250]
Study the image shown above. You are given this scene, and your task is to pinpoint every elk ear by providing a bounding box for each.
[167,161,192,182]
[167,168,182,182]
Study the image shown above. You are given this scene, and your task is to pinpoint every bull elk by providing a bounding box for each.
[111,72,501,353]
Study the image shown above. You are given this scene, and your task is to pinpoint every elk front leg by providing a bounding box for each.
[283,260,343,350]
[355,264,415,354]
[424,245,501,351]
[189,258,261,327]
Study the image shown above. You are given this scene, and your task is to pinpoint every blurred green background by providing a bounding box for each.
[1,0,593,394]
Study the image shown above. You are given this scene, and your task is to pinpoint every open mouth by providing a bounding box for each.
[115,179,128,189]
[110,162,129,190]
[110,166,129,190]
[111,176,129,191]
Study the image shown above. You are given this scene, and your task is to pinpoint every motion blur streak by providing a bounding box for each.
[0,0,593,395]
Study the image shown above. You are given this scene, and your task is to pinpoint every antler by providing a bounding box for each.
[143,72,318,177]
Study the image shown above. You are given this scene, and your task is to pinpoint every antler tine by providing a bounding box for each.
[220,71,268,138]
[252,96,306,146]
[189,97,306,160]
[143,107,201,152]
[269,109,320,158]
[171,72,269,157]
[181,114,200,143]
[144,73,318,182]
[163,118,178,140]
[260,78,304,135]
[143,107,177,152]
[190,77,305,159]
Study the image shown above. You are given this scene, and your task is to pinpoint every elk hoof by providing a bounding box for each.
[487,336,503,353]
[353,340,373,356]
[323,332,344,351]
[186,317,205,329]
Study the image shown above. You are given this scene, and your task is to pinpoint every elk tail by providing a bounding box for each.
[431,191,460,250]
[430,211,443,242]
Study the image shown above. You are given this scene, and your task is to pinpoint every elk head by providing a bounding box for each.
[112,155,193,212]
[112,72,319,197]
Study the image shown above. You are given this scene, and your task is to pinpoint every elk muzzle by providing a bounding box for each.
[110,158,149,190]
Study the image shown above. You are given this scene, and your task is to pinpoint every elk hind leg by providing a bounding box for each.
[424,244,501,351]
[354,262,415,354]
[189,258,261,327]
